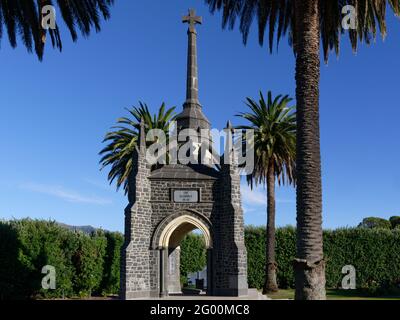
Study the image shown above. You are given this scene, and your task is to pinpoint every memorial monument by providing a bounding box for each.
[120,9,248,299]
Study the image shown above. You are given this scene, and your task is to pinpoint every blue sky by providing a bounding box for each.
[0,1,399,232]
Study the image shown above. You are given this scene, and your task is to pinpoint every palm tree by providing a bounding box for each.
[100,102,176,193]
[237,91,296,294]
[205,0,400,299]
[0,0,114,60]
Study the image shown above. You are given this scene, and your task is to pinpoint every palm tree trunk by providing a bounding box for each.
[293,0,326,300]
[263,161,278,294]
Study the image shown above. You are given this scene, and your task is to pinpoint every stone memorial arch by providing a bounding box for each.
[120,9,248,299]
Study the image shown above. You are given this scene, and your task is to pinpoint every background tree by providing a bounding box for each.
[0,0,114,60]
[180,233,207,286]
[204,0,400,299]
[100,102,176,193]
[389,216,400,229]
[358,217,392,229]
[237,91,296,293]
[357,216,400,230]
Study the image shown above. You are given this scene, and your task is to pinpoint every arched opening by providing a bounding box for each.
[157,214,213,297]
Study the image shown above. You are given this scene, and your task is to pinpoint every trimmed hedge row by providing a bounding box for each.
[245,226,400,293]
[1,219,400,299]
[0,219,123,300]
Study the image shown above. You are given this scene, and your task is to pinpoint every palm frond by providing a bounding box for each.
[205,0,400,62]
[100,102,176,194]
[236,90,296,189]
[0,0,114,60]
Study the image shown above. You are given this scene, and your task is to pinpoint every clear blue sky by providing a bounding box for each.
[0,1,399,232]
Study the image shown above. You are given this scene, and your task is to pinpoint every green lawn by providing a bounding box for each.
[267,289,400,300]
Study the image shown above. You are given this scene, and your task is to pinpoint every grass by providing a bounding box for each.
[267,289,400,300]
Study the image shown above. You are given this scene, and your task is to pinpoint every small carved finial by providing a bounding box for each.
[224,120,235,163]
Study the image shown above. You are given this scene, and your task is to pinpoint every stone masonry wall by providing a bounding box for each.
[121,149,156,299]
[122,161,248,298]
[213,156,248,296]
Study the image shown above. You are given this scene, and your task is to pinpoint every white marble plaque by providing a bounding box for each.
[173,190,199,203]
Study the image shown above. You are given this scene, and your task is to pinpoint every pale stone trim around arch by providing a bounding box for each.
[158,214,212,249]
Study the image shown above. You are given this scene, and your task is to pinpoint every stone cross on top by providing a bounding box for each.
[181,8,202,109]
[177,8,210,132]
[182,9,202,33]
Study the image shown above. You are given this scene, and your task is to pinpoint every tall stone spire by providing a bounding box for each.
[183,9,202,106]
[177,9,210,131]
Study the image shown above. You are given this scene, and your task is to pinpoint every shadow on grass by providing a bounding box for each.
[267,288,400,300]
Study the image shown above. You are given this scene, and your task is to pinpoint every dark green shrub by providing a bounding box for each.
[389,216,400,230]
[275,226,296,288]
[244,226,265,289]
[0,221,30,299]
[0,219,75,299]
[101,231,124,295]
[71,230,107,297]
[0,219,121,300]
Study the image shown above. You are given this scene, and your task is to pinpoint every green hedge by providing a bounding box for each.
[0,219,122,300]
[245,226,400,293]
[101,231,124,295]
[2,219,400,299]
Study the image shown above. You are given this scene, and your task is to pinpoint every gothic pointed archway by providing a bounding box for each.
[152,210,213,297]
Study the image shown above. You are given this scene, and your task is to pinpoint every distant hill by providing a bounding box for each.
[58,222,98,234]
